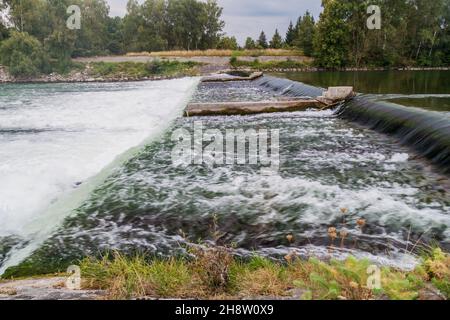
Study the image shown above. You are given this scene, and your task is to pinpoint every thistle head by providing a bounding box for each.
[286,234,294,243]
[357,218,366,228]
[328,227,337,239]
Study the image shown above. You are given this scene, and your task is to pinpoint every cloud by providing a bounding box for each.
[105,0,323,45]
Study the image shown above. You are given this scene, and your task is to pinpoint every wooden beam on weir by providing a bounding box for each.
[184,99,324,117]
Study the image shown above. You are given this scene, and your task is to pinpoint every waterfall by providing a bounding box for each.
[337,96,450,173]
[252,75,324,98]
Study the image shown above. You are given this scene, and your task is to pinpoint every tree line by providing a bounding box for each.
[244,0,450,67]
[0,0,449,77]
[0,0,225,76]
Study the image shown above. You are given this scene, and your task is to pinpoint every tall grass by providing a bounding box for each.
[87,60,199,79]
[79,248,449,300]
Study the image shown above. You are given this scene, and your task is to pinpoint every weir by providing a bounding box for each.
[188,74,450,174]
[185,74,354,116]
[337,96,450,173]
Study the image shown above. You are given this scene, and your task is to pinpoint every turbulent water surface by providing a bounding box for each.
[0,74,449,275]
[0,78,199,273]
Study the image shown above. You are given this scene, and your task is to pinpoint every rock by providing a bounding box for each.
[323,86,355,101]
[0,277,104,300]
[317,86,355,106]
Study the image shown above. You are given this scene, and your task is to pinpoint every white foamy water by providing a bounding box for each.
[0,78,199,239]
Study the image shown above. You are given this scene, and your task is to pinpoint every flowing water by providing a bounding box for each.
[0,73,449,276]
[275,70,450,114]
[0,78,199,274]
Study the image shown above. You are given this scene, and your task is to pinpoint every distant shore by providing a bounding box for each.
[1,55,449,84]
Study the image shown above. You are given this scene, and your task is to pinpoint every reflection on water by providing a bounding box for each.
[385,97,450,113]
[274,70,450,95]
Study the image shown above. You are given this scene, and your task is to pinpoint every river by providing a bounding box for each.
[0,71,448,276]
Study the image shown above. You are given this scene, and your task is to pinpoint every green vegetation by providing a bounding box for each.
[0,31,50,77]
[257,31,268,49]
[78,247,450,300]
[230,58,310,70]
[269,29,283,49]
[88,60,199,79]
[313,0,450,67]
[244,0,450,68]
[1,0,449,75]
[0,0,224,76]
[216,36,238,50]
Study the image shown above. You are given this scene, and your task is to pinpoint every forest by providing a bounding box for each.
[0,0,449,76]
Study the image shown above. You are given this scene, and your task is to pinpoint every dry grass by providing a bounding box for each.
[0,287,18,296]
[126,49,304,57]
[78,248,450,300]
[78,213,449,300]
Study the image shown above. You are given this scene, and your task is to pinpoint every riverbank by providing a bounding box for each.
[0,60,201,84]
[1,247,448,300]
[230,60,450,72]
[1,54,449,84]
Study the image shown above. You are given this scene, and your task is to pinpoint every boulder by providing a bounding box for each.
[317,86,355,106]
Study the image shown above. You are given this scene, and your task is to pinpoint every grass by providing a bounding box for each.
[126,49,305,58]
[230,57,312,70]
[87,60,200,79]
[78,247,450,300]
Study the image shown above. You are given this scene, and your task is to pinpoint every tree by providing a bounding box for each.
[313,0,350,67]
[216,36,238,50]
[294,16,302,36]
[106,16,124,55]
[200,0,225,49]
[257,31,268,49]
[73,0,111,56]
[270,29,283,49]
[122,0,145,51]
[294,11,315,56]
[0,31,50,76]
[244,37,256,49]
[285,21,296,46]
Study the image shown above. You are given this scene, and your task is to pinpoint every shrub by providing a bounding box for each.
[0,31,50,77]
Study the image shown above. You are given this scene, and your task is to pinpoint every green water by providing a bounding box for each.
[385,97,450,113]
[274,70,450,95]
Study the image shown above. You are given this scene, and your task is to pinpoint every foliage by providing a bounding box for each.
[257,31,268,49]
[313,0,450,68]
[0,31,50,76]
[77,249,450,300]
[88,60,198,78]
[244,37,256,50]
[241,0,450,67]
[285,21,296,46]
[294,11,315,56]
[270,29,283,49]
[421,247,450,298]
[123,0,224,51]
[216,36,238,50]
[230,57,310,70]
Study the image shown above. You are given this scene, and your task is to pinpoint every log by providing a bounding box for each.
[184,100,323,117]
[201,72,263,82]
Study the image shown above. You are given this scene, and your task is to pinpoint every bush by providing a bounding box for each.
[0,31,50,77]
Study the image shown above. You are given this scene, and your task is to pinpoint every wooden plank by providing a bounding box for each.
[184,100,323,117]
[201,72,263,82]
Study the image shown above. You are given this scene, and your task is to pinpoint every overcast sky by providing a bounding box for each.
[106,0,323,45]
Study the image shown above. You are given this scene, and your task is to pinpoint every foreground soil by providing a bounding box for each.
[0,277,104,300]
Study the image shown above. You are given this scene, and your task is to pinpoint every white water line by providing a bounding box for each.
[0,78,200,275]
